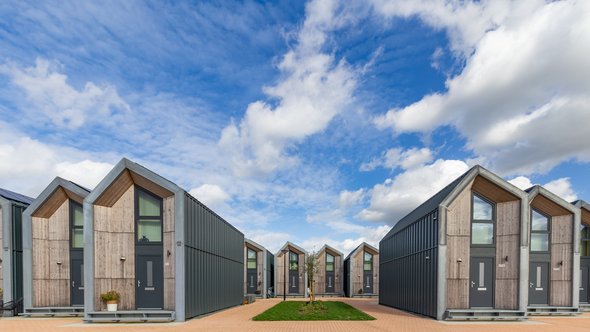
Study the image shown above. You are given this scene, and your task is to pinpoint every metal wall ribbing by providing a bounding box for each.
[184,193,244,319]
[379,209,438,318]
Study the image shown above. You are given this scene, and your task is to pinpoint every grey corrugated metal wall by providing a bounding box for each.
[343,258,350,297]
[379,209,438,318]
[184,193,244,319]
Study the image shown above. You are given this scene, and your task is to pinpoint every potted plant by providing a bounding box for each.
[100,290,120,312]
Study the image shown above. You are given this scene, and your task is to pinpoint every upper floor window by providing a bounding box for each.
[136,188,162,243]
[531,209,549,252]
[581,225,590,256]
[289,251,298,271]
[71,201,84,248]
[363,252,373,271]
[471,194,494,245]
[247,248,257,269]
[326,253,334,272]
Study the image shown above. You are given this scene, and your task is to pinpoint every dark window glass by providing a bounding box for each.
[581,226,590,256]
[363,252,373,271]
[71,202,84,248]
[530,209,550,252]
[247,248,257,269]
[471,194,494,245]
[326,253,334,272]
[289,252,298,271]
[137,189,162,243]
[473,195,493,220]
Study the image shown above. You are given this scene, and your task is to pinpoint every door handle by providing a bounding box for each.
[470,281,475,288]
[137,280,141,287]
[72,281,75,288]
[530,282,533,288]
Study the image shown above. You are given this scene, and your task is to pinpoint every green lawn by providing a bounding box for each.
[252,301,376,321]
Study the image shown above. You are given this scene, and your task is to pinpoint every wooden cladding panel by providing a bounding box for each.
[531,194,571,217]
[495,279,518,309]
[496,201,520,236]
[130,171,174,199]
[315,251,326,294]
[552,215,573,245]
[373,253,379,295]
[447,236,470,280]
[95,170,133,207]
[0,207,3,289]
[582,208,590,227]
[495,235,519,280]
[447,279,469,309]
[446,184,472,236]
[551,244,573,281]
[550,280,572,307]
[94,185,135,309]
[33,188,68,218]
[472,176,518,203]
[163,195,175,309]
[32,199,71,307]
[299,253,305,293]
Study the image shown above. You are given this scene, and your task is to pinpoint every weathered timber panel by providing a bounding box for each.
[551,243,572,281]
[552,215,573,244]
[495,279,518,309]
[163,195,175,310]
[495,235,519,280]
[495,200,520,310]
[447,279,469,309]
[496,201,520,236]
[0,208,2,291]
[315,251,326,294]
[550,280,572,307]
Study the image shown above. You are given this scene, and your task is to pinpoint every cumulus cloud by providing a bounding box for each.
[372,0,590,175]
[360,147,433,172]
[219,0,357,178]
[189,184,231,208]
[247,230,292,254]
[359,159,469,224]
[0,125,114,196]
[509,175,577,202]
[338,189,365,208]
[0,58,129,129]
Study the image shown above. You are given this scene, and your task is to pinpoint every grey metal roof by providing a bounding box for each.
[573,199,590,211]
[380,169,470,242]
[526,185,577,214]
[24,177,90,216]
[344,242,379,261]
[0,187,34,205]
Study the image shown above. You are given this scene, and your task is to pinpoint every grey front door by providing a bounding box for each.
[247,269,257,294]
[470,257,494,308]
[529,262,549,305]
[326,271,335,293]
[581,265,589,303]
[136,252,164,309]
[70,252,84,306]
[363,271,373,294]
[289,270,299,294]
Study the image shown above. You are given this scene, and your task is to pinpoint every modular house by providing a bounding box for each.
[314,244,344,296]
[343,242,379,297]
[275,242,307,298]
[83,158,244,322]
[244,238,274,298]
[22,178,90,316]
[379,165,528,320]
[574,200,590,310]
[1,188,33,314]
[526,185,579,315]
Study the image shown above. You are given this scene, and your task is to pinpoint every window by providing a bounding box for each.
[289,252,298,271]
[326,253,334,272]
[136,188,162,243]
[471,194,494,245]
[531,210,550,252]
[581,226,590,256]
[247,248,257,269]
[363,252,373,271]
[71,201,84,248]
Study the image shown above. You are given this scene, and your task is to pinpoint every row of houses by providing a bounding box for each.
[1,157,380,323]
[244,240,379,300]
[379,165,590,320]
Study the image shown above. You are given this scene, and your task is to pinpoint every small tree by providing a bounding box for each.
[305,251,319,303]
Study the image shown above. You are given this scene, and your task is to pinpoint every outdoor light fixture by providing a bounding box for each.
[504,256,509,262]
[167,250,172,257]
[559,260,564,266]
[56,261,62,265]
[457,258,462,263]
[120,256,126,261]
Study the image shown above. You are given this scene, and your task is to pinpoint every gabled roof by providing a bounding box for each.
[24,177,90,218]
[526,185,577,215]
[86,158,182,206]
[0,187,34,205]
[276,241,307,256]
[573,199,590,211]
[381,164,526,242]
[344,242,378,261]
[318,244,343,257]
[245,238,267,252]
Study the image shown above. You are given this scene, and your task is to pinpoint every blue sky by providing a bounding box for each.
[1,0,589,254]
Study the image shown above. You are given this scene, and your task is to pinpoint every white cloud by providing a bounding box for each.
[361,147,433,172]
[300,224,390,255]
[247,230,292,254]
[372,0,590,175]
[189,184,231,208]
[219,0,357,178]
[338,189,365,208]
[359,159,469,224]
[509,175,577,202]
[0,58,129,129]
[0,124,114,196]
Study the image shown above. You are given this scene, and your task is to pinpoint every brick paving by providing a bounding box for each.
[2,298,590,331]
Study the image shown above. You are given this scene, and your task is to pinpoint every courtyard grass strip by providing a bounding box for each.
[252,301,376,321]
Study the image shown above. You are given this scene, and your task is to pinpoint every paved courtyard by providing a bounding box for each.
[2,298,590,331]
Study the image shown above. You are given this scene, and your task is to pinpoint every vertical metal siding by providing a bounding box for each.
[183,193,244,319]
[379,209,438,318]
